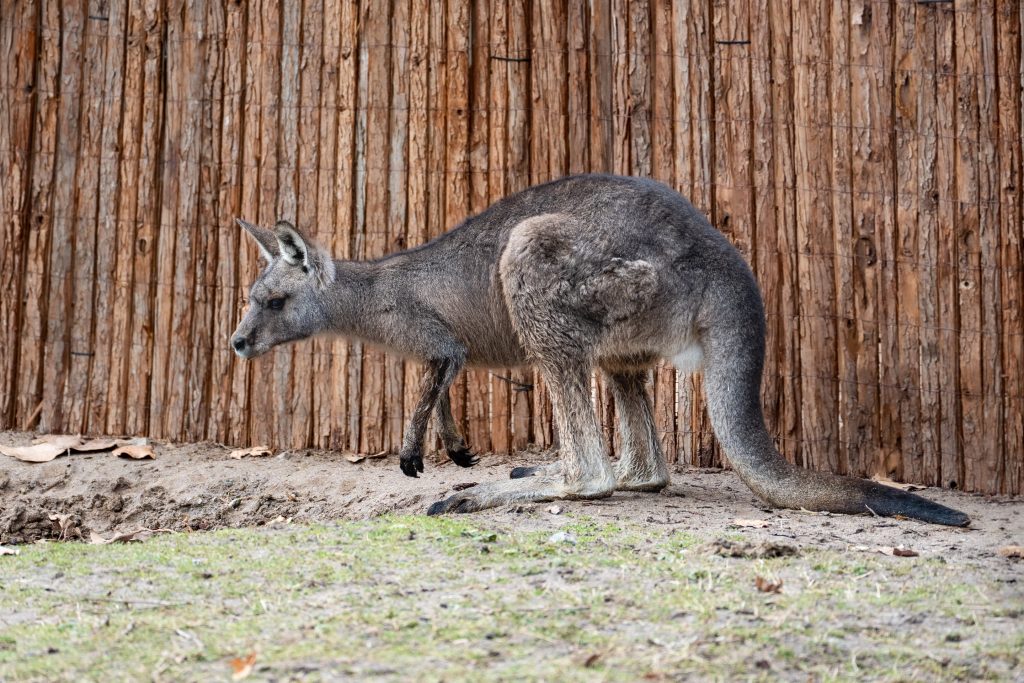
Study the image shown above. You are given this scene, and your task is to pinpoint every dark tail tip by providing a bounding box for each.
[864,483,970,527]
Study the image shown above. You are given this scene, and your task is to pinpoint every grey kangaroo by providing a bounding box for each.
[231,174,969,526]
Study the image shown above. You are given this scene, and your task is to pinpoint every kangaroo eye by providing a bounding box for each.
[267,297,286,311]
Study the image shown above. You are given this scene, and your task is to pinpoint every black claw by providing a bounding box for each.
[509,465,539,479]
[447,446,479,468]
[400,452,423,478]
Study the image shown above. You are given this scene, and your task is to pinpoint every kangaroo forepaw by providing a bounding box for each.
[427,493,482,515]
[446,446,480,468]
[399,449,424,478]
[510,461,561,480]
[509,465,541,479]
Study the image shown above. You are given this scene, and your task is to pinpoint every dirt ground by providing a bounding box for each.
[1,430,1020,565]
[2,430,1023,681]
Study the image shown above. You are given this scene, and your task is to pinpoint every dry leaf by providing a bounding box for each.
[998,545,1023,559]
[89,528,170,544]
[229,446,271,460]
[871,475,924,492]
[32,434,85,450]
[754,576,783,593]
[368,450,387,459]
[230,652,257,680]
[0,546,19,556]
[878,545,919,557]
[0,442,74,463]
[732,518,769,528]
[73,438,122,452]
[582,652,602,668]
[344,453,365,463]
[113,444,155,460]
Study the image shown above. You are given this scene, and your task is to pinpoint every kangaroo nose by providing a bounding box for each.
[232,336,247,353]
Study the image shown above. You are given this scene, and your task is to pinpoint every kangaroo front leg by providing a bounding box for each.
[433,390,479,467]
[400,356,465,477]
[605,369,670,491]
[428,362,615,514]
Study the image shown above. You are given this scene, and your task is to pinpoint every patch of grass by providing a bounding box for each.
[1,515,1019,682]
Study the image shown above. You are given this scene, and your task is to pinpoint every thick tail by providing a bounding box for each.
[699,319,970,527]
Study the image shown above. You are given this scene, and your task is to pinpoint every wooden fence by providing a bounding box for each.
[1,0,1021,494]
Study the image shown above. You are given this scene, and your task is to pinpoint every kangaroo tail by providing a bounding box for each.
[699,315,970,527]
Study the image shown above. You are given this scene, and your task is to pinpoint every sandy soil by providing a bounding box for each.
[1,430,1020,571]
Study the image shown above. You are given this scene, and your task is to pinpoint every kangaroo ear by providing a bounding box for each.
[274,220,334,282]
[236,218,279,263]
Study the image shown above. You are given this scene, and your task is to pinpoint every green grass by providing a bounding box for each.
[1,516,1019,682]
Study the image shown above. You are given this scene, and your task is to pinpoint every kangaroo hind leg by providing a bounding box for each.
[605,369,670,492]
[428,215,617,514]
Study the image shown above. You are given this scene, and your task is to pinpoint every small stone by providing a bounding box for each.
[548,531,577,545]
[546,505,563,515]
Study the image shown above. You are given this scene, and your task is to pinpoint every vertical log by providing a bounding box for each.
[830,0,855,476]
[332,0,360,451]
[358,0,392,454]
[404,0,431,452]
[972,2,1005,493]
[88,0,129,435]
[124,0,166,438]
[0,0,38,425]
[765,0,801,468]
[445,0,472,453]
[933,3,961,489]
[507,0,532,449]
[385,0,412,453]
[465,0,492,453]
[793,0,838,473]
[954,0,985,492]
[909,2,943,487]
[488,0,513,453]
[40,1,86,434]
[210,0,248,444]
[997,1,1023,494]
[651,0,676,461]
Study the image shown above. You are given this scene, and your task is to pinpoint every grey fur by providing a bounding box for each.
[232,174,970,526]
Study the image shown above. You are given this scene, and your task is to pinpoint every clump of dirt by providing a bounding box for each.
[1,430,1022,575]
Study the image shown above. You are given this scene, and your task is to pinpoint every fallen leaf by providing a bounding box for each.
[732,518,769,528]
[582,652,602,668]
[48,513,80,541]
[89,528,170,544]
[113,444,155,460]
[229,446,271,460]
[344,453,365,463]
[546,505,563,515]
[754,576,783,593]
[32,434,85,450]
[0,546,19,556]
[871,475,924,492]
[230,652,257,680]
[72,438,122,452]
[0,443,73,463]
[998,545,1023,559]
[878,545,919,557]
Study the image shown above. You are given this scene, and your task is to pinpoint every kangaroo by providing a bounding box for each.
[231,174,970,526]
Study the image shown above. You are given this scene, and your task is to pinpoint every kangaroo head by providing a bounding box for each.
[231,219,336,359]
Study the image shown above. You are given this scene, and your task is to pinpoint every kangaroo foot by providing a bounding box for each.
[399,447,424,477]
[510,461,561,479]
[427,473,614,515]
[615,473,669,492]
[446,445,480,468]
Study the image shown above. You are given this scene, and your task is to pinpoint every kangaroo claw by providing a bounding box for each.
[400,450,424,477]
[447,446,479,468]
